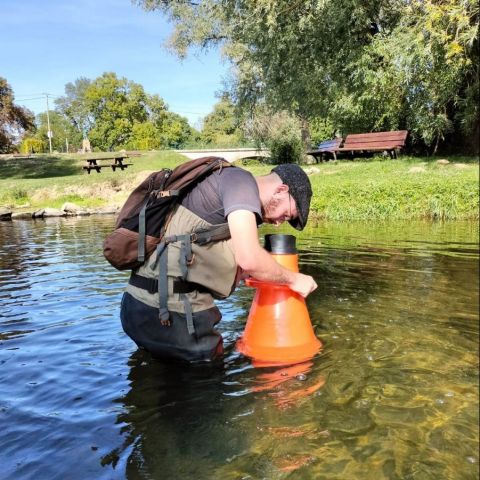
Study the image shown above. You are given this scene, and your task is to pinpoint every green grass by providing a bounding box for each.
[0,151,478,220]
[0,151,185,210]
[308,156,479,220]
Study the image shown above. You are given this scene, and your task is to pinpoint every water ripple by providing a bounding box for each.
[0,217,478,480]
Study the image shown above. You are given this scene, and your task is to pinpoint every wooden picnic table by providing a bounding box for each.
[83,156,133,174]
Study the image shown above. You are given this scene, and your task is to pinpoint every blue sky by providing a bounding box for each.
[1,0,228,127]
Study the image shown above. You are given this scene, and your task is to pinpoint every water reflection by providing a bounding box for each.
[106,350,328,479]
[0,217,478,480]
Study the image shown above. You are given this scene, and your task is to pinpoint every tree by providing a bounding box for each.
[84,72,149,150]
[246,108,303,164]
[160,111,193,148]
[135,0,479,153]
[54,77,92,137]
[54,73,195,151]
[0,77,35,153]
[328,0,479,152]
[146,94,193,148]
[201,95,243,145]
[35,111,82,152]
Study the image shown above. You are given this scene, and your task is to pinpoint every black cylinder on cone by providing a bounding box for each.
[264,234,297,254]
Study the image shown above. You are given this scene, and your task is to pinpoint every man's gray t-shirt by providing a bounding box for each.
[181,166,262,225]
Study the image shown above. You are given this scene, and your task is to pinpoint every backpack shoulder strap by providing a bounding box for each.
[163,156,232,194]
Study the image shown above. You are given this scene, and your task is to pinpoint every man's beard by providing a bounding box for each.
[262,195,282,222]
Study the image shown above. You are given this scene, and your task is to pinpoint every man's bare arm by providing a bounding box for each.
[227,210,317,297]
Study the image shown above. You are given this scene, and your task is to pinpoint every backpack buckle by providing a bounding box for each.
[187,253,195,266]
[158,190,171,198]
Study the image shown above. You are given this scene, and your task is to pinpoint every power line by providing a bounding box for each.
[16,92,62,97]
[15,96,45,102]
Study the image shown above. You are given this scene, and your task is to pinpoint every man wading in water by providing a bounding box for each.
[120,163,317,362]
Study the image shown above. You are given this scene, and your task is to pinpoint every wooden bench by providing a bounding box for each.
[337,130,408,158]
[83,156,133,174]
[306,138,343,162]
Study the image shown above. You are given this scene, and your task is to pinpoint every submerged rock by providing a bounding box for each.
[0,207,12,221]
[33,208,65,218]
[12,212,33,219]
[14,205,118,219]
[44,208,66,217]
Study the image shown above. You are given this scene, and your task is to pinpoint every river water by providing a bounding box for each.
[0,217,478,480]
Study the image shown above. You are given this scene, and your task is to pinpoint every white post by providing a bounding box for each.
[44,93,53,154]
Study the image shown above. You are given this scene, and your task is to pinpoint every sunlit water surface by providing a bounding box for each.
[0,217,478,480]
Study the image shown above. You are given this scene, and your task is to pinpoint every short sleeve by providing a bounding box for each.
[219,168,262,223]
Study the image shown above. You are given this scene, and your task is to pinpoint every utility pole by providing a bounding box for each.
[44,93,53,154]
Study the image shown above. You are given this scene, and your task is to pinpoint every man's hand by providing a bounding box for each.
[289,272,318,298]
[228,210,318,298]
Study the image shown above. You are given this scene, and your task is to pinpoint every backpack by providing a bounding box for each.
[103,156,232,270]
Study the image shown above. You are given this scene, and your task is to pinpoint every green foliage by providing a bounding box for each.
[128,121,162,150]
[135,0,479,154]
[246,109,303,164]
[0,77,35,153]
[85,72,149,150]
[21,137,45,154]
[54,77,92,136]
[0,186,30,208]
[35,110,82,152]
[159,111,192,148]
[52,72,195,152]
[309,118,337,146]
[200,96,244,145]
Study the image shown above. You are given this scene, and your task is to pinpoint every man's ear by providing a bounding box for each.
[274,184,289,195]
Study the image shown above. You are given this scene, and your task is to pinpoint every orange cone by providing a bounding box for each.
[236,234,321,366]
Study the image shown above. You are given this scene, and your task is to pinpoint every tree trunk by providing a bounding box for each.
[299,115,311,150]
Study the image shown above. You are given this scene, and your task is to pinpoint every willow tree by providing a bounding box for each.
[135,0,479,153]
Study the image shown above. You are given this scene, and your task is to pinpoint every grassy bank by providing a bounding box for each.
[308,156,479,221]
[0,151,478,220]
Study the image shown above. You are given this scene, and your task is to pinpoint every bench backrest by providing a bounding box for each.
[317,138,343,152]
[343,130,408,148]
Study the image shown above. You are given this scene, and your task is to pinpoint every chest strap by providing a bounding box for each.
[131,221,231,337]
[129,273,209,295]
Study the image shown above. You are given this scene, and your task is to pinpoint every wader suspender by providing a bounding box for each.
[147,223,231,336]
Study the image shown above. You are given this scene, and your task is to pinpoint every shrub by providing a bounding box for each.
[21,137,45,154]
[246,110,304,164]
